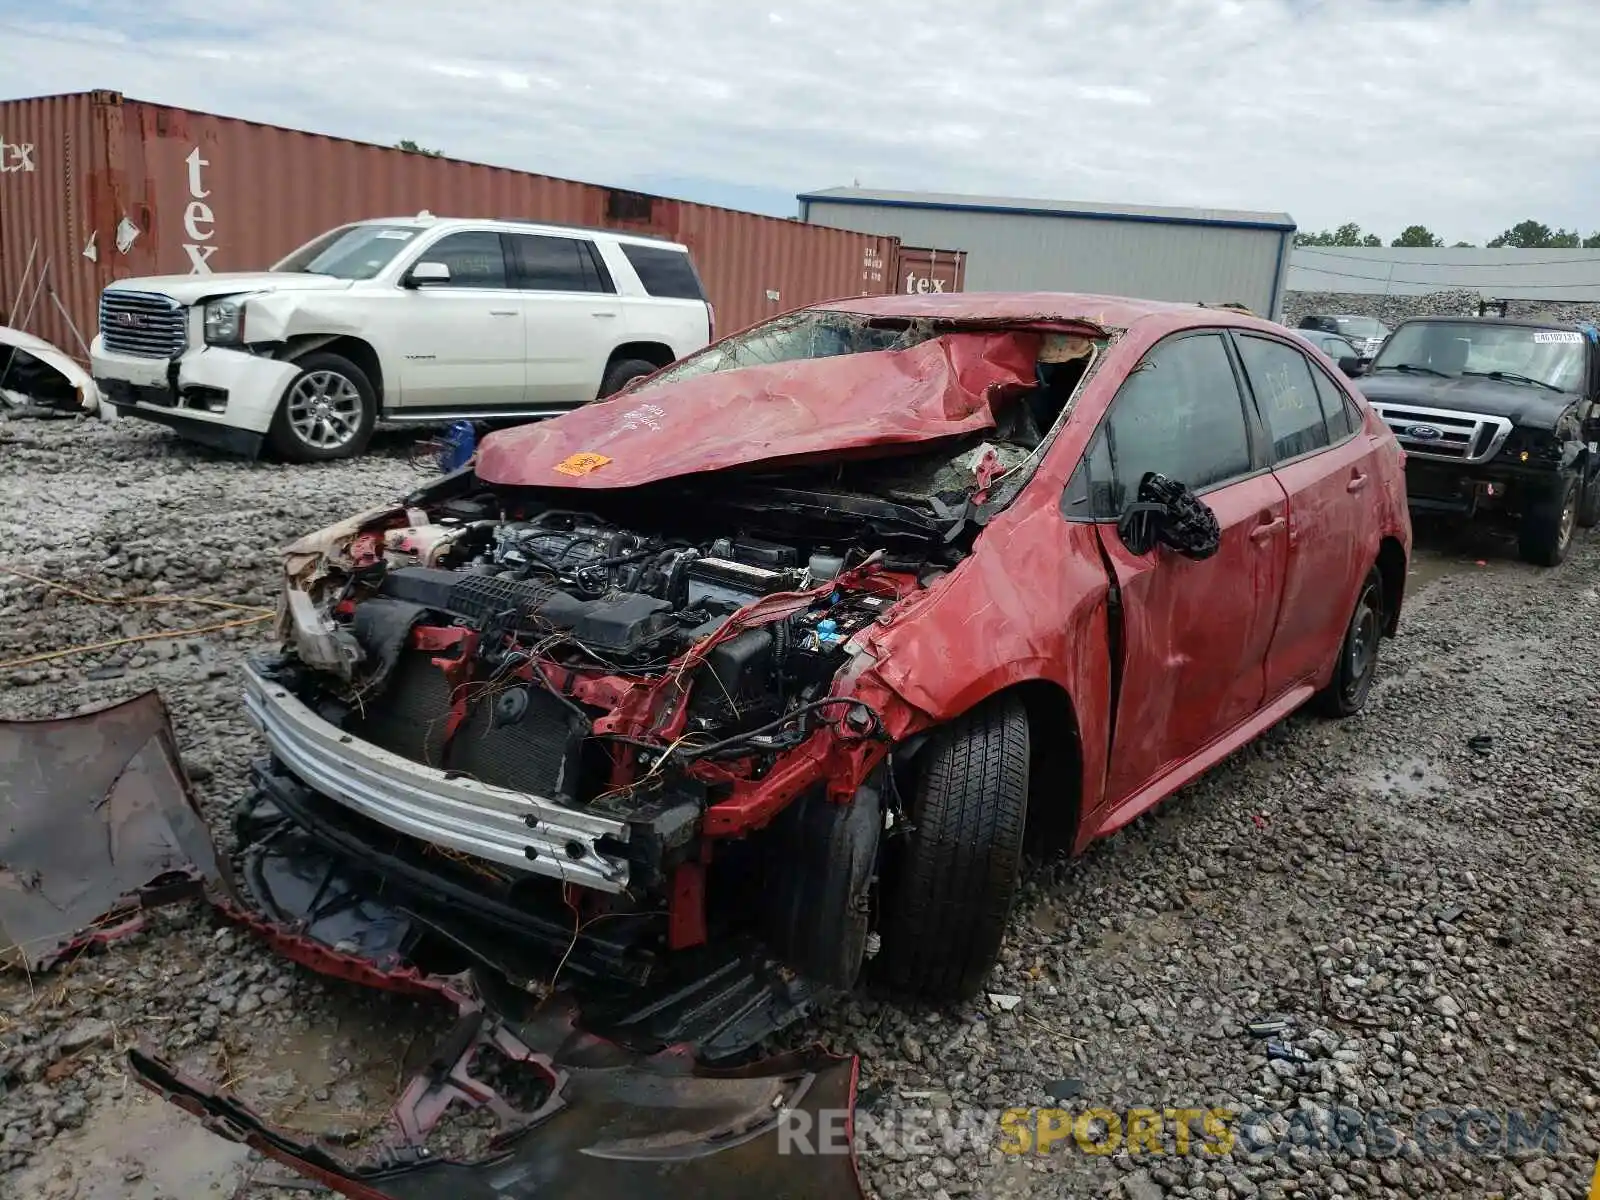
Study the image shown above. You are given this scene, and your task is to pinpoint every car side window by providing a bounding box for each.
[1236,334,1330,463]
[507,234,613,293]
[1096,332,1253,514]
[420,231,508,289]
[1310,364,1359,441]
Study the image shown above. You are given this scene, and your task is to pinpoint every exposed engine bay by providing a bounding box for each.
[251,327,1094,1000]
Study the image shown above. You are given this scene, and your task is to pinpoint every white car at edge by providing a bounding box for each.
[89,214,714,461]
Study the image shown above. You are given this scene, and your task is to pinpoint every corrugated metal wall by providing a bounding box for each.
[0,91,897,356]
[0,91,116,354]
[805,200,1292,318]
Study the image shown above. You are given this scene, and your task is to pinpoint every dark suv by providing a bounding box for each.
[1299,314,1392,360]
[1357,317,1600,565]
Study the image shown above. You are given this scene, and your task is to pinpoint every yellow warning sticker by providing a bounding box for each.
[553,452,612,477]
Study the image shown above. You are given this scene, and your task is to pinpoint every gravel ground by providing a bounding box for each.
[4,415,1600,1199]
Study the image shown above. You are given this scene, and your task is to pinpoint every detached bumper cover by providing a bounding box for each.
[130,1003,862,1200]
[242,664,633,891]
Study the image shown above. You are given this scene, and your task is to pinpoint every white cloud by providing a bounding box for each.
[2,0,1598,243]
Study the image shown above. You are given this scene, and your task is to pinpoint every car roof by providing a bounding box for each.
[1390,315,1588,333]
[356,215,688,252]
[810,290,1275,333]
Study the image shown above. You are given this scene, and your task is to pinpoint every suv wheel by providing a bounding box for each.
[1518,472,1579,566]
[268,353,377,462]
[1578,469,1600,529]
[875,695,1029,1002]
[1315,567,1384,718]
[598,358,659,399]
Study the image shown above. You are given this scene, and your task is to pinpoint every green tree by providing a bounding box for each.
[395,139,443,157]
[1584,233,1600,249]
[1294,221,1378,247]
[1548,229,1582,248]
[1452,241,1475,248]
[1392,225,1444,248]
[1487,220,1554,248]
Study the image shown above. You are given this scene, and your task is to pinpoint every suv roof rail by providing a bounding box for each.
[487,217,679,244]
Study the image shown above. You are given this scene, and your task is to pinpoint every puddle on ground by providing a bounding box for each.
[215,989,450,1142]
[1357,757,1448,800]
[9,1081,251,1199]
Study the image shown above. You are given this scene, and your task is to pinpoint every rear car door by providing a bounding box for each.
[392,230,526,410]
[606,241,713,358]
[1232,333,1384,698]
[1086,331,1291,808]
[506,233,623,405]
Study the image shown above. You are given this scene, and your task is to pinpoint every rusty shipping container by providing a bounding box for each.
[0,90,899,355]
[894,247,966,296]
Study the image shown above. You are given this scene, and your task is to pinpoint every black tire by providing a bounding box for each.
[267,352,377,462]
[1315,568,1385,718]
[1518,472,1579,566]
[1578,469,1600,529]
[876,695,1029,1002]
[598,357,659,399]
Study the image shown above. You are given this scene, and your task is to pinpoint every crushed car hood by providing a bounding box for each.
[108,272,353,305]
[475,330,1043,488]
[0,690,226,968]
[1358,372,1575,429]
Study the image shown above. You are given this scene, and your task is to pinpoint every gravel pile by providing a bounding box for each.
[1282,287,1600,331]
[5,416,1600,1199]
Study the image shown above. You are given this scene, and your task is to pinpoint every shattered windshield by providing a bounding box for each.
[1372,321,1586,391]
[273,224,421,280]
[643,311,938,387]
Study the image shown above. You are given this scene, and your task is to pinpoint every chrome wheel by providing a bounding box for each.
[1559,484,1578,551]
[286,370,363,450]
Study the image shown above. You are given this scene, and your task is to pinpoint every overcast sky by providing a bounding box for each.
[3,0,1597,244]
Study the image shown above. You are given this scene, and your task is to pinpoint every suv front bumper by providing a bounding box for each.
[242,663,634,892]
[91,336,300,455]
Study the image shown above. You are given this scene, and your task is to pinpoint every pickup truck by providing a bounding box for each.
[90,215,713,461]
[1357,316,1600,565]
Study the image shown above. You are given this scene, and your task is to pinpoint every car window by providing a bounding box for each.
[1236,335,1331,463]
[1097,333,1253,513]
[620,243,707,300]
[507,234,612,293]
[1329,337,1357,359]
[1310,365,1359,441]
[419,231,508,289]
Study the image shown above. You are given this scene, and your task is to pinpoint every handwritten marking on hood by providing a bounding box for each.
[619,403,667,432]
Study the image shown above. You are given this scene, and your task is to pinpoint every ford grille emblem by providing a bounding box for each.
[1407,425,1443,441]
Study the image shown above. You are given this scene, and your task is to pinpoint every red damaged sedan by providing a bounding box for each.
[246,292,1411,1037]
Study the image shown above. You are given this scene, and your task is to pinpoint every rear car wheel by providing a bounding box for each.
[268,352,377,462]
[876,695,1029,1002]
[1518,472,1579,566]
[1315,567,1384,718]
[598,357,659,399]
[1578,469,1600,529]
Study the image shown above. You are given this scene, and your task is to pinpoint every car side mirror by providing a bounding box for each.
[1117,472,1222,561]
[1338,355,1365,378]
[404,261,451,288]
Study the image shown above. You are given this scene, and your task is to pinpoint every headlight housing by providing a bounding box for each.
[203,298,246,346]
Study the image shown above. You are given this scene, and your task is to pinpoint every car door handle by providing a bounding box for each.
[1250,517,1286,543]
[489,309,517,317]
[592,311,618,318]
[1347,472,1369,493]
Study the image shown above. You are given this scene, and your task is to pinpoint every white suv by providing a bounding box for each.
[90,214,714,461]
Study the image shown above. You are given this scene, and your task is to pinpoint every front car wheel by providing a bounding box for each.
[268,353,377,462]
